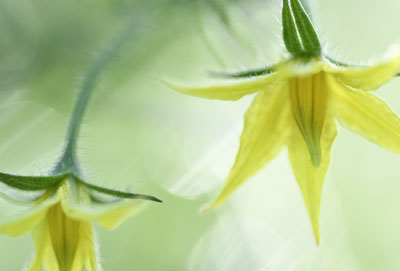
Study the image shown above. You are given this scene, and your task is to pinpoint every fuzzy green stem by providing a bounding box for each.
[53,26,135,175]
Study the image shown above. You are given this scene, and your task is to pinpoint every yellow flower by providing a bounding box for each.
[0,178,150,271]
[164,45,400,244]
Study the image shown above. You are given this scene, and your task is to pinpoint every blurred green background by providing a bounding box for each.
[1,0,400,270]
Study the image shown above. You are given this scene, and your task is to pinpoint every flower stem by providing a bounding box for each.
[53,25,136,175]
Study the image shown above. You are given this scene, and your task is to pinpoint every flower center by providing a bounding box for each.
[47,203,80,271]
[289,72,327,167]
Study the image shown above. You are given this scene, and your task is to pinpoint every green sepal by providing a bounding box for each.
[290,0,321,55]
[282,0,303,55]
[73,176,163,203]
[0,172,68,191]
[282,0,321,57]
[324,55,367,68]
[325,55,400,76]
[208,64,276,79]
[324,55,352,67]
[88,192,119,204]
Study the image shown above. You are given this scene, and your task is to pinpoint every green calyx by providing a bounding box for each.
[0,171,162,204]
[282,0,321,57]
[208,64,276,79]
[0,173,68,191]
[73,176,163,203]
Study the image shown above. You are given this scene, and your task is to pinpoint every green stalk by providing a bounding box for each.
[53,25,135,175]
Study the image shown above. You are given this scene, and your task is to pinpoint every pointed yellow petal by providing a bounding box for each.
[62,197,146,230]
[29,219,60,271]
[90,200,146,229]
[207,84,291,209]
[55,179,144,230]
[289,72,328,167]
[329,75,400,154]
[29,182,99,271]
[162,71,285,101]
[327,44,400,91]
[287,116,337,245]
[47,203,81,270]
[0,193,59,237]
[71,221,98,271]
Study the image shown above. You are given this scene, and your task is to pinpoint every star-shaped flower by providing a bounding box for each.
[0,173,161,270]
[164,0,400,243]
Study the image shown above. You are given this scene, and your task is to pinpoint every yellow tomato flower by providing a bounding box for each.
[164,46,400,244]
[0,178,148,271]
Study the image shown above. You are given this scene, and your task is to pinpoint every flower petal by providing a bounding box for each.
[289,72,328,167]
[287,116,337,245]
[29,182,99,271]
[53,179,144,230]
[162,72,284,101]
[62,196,147,230]
[91,200,147,230]
[29,219,60,271]
[327,44,400,91]
[0,192,59,237]
[329,75,400,154]
[71,221,98,271]
[207,83,291,209]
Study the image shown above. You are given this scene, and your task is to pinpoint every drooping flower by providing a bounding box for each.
[0,173,161,270]
[0,15,163,269]
[164,0,400,244]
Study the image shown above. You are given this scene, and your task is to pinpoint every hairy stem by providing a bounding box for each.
[53,25,136,175]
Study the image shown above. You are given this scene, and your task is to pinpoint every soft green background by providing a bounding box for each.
[0,0,400,270]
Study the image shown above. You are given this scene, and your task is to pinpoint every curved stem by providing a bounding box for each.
[53,25,137,175]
